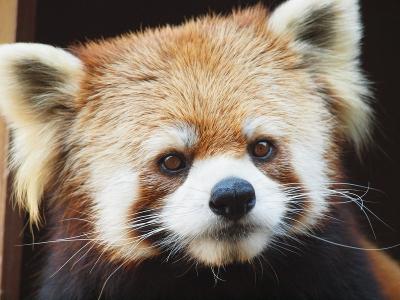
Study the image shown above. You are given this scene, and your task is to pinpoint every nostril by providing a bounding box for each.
[209,177,256,221]
[247,197,256,209]
[209,190,232,215]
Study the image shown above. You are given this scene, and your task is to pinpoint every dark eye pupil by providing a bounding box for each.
[163,155,183,171]
[253,141,270,157]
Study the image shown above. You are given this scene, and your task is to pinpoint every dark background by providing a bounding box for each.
[29,0,400,258]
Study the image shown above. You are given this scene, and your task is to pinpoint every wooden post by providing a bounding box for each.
[0,0,32,299]
[0,0,19,294]
[0,0,20,295]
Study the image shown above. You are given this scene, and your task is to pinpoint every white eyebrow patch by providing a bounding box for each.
[243,116,287,139]
[142,123,198,159]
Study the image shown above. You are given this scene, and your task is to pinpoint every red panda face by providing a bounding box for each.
[81,82,332,265]
[69,7,353,265]
[0,1,371,267]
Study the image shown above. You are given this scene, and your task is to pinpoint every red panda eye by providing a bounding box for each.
[160,154,186,173]
[251,140,273,159]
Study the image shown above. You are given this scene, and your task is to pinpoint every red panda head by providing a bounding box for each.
[0,0,371,266]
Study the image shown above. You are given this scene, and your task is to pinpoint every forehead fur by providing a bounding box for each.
[72,6,327,159]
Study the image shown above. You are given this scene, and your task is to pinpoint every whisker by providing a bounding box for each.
[281,218,400,252]
[70,242,96,270]
[97,263,125,300]
[90,247,107,274]
[259,255,279,285]
[306,232,400,251]
[50,242,92,278]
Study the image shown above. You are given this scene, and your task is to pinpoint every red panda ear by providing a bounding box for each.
[0,43,83,225]
[268,0,373,155]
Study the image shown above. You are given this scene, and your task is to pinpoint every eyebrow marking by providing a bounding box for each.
[142,123,198,159]
[243,116,286,139]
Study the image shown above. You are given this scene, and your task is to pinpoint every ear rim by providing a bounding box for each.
[0,43,83,127]
[268,0,362,52]
[0,43,83,225]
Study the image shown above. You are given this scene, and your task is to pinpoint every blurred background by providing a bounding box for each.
[1,0,399,299]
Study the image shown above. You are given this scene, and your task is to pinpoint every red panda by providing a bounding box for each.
[0,0,399,299]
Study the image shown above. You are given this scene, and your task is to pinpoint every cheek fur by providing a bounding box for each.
[133,166,187,211]
[287,141,330,232]
[90,167,156,261]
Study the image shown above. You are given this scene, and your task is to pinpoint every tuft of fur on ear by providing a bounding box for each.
[268,0,372,154]
[0,43,83,225]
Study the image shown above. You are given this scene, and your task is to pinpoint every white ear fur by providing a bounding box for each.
[269,0,372,153]
[0,43,83,224]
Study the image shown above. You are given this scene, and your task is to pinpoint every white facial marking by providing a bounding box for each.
[142,123,197,161]
[161,155,288,265]
[91,167,154,260]
[243,116,287,139]
[237,230,269,261]
[289,140,329,232]
[188,238,232,266]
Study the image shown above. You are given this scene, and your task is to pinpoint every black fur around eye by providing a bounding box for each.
[250,140,274,160]
[159,153,186,174]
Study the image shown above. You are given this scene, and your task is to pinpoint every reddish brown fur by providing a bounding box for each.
[361,239,400,300]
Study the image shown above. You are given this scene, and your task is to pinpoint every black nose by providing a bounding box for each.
[209,177,256,221]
